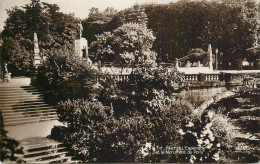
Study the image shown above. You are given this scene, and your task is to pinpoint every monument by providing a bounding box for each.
[74,21,88,59]
[207,44,213,70]
[34,33,41,67]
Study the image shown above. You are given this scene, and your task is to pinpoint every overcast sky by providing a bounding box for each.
[0,0,177,30]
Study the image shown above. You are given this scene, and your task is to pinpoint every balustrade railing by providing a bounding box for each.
[205,74,219,81]
[184,74,199,81]
[96,74,130,81]
[96,73,221,82]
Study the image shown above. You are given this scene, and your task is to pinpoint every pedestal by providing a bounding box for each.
[74,38,88,58]
[30,72,37,86]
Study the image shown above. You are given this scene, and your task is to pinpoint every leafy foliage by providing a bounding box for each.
[1,38,34,76]
[1,0,78,75]
[98,66,186,117]
[91,22,157,66]
[211,112,239,149]
[84,0,259,69]
[179,111,221,163]
[0,111,23,162]
[36,44,97,104]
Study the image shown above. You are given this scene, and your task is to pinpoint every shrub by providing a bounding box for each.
[56,99,116,162]
[52,65,190,162]
[0,111,24,162]
[98,66,186,117]
[36,45,97,104]
[179,111,221,163]
[211,111,239,149]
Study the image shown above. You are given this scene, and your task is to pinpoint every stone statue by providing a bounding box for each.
[4,63,8,73]
[34,33,39,49]
[78,21,83,38]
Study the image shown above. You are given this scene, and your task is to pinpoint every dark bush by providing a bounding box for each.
[0,111,24,162]
[36,45,97,105]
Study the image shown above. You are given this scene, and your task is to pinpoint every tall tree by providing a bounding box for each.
[1,0,78,75]
[90,22,157,66]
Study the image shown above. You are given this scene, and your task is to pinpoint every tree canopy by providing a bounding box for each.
[83,0,259,69]
[1,0,78,75]
[90,22,157,66]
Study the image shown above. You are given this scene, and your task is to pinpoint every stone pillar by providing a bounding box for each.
[33,33,41,67]
[74,38,88,59]
[187,61,191,68]
[199,73,206,82]
[175,58,179,70]
[207,44,213,70]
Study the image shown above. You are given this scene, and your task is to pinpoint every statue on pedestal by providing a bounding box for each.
[74,21,88,59]
[33,33,41,66]
[77,21,83,39]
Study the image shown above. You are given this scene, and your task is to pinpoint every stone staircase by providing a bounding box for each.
[227,96,260,163]
[19,137,80,163]
[0,81,81,163]
[0,85,58,126]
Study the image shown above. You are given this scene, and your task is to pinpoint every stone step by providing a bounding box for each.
[4,112,57,119]
[0,99,43,106]
[13,102,51,107]
[0,99,45,105]
[0,91,42,95]
[235,97,254,104]
[1,107,56,115]
[0,96,44,101]
[229,107,260,119]
[0,88,39,92]
[70,160,82,164]
[24,146,68,158]
[3,117,58,126]
[24,143,64,152]
[1,106,54,114]
[0,90,41,94]
[0,94,44,98]
[0,86,37,89]
[0,94,44,100]
[24,151,70,162]
[240,116,260,121]
[241,104,257,109]
[1,105,54,111]
[37,156,72,163]
[228,150,259,163]
[3,115,58,122]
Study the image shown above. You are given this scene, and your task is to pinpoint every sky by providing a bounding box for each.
[0,0,176,30]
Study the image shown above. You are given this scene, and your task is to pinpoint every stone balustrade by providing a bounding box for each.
[205,74,219,81]
[184,74,199,81]
[96,74,130,81]
[96,73,222,82]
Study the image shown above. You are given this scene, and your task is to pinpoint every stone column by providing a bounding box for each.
[187,61,191,68]
[33,33,41,67]
[31,33,41,85]
[207,44,213,70]
[175,58,179,70]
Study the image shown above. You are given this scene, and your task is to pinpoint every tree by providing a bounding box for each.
[1,0,78,75]
[1,38,33,76]
[91,23,157,66]
[82,7,117,47]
